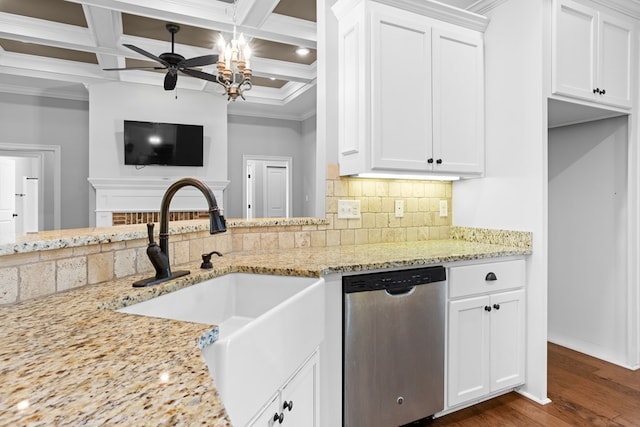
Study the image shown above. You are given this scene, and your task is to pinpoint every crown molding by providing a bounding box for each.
[590,0,640,18]
[467,0,509,15]
[333,0,489,32]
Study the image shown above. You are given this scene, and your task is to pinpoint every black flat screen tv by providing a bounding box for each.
[124,120,204,166]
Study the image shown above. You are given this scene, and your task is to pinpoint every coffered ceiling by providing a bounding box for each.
[0,0,478,120]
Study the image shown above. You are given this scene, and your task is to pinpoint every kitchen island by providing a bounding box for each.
[0,235,530,426]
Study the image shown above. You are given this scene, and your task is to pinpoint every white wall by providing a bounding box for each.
[89,81,227,181]
[316,0,340,217]
[0,93,89,229]
[226,115,313,218]
[453,0,549,403]
[548,116,629,365]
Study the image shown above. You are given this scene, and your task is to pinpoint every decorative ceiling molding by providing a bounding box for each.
[590,0,640,18]
[332,0,489,32]
[467,0,509,15]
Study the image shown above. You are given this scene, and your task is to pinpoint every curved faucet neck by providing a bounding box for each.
[159,178,224,256]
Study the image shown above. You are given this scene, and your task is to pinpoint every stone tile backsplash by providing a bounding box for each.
[324,163,452,244]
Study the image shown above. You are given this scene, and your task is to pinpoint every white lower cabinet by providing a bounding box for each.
[249,350,320,426]
[447,260,526,408]
[251,395,281,426]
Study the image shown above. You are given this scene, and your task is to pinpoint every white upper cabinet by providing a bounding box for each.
[552,0,634,109]
[370,7,433,171]
[432,29,484,175]
[333,0,488,178]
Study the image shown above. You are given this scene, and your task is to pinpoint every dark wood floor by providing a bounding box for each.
[425,343,640,426]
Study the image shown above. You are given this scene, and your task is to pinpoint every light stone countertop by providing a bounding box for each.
[0,239,531,426]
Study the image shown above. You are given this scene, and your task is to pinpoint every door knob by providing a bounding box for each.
[12,213,18,217]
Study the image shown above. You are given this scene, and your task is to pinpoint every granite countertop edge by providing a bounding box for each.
[0,217,330,256]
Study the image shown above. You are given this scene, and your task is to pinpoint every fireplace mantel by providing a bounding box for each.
[89,177,229,227]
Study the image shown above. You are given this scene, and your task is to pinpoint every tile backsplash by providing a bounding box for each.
[324,163,452,245]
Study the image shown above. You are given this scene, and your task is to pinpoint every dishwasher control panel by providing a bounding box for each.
[343,266,446,293]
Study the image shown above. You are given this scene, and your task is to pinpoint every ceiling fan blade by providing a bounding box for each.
[164,71,178,90]
[103,66,167,71]
[180,68,219,83]
[180,54,219,68]
[123,44,170,67]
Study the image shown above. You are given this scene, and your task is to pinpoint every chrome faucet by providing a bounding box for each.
[133,177,226,287]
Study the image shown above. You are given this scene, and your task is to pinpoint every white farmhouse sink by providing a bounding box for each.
[118,273,325,426]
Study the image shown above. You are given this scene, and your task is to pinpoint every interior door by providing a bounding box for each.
[245,161,256,219]
[264,165,288,218]
[23,177,39,233]
[0,157,17,241]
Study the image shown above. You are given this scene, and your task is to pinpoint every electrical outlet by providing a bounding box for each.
[439,200,448,217]
[338,200,361,219]
[395,200,404,218]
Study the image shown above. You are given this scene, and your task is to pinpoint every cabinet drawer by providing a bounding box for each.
[448,260,525,298]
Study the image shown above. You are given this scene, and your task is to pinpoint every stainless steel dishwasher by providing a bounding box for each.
[343,266,446,427]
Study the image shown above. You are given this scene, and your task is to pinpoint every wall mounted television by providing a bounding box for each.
[124,120,204,166]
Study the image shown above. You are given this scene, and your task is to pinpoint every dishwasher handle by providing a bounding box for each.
[385,286,415,296]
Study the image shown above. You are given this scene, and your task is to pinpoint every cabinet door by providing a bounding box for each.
[552,0,598,101]
[337,6,366,175]
[490,289,526,392]
[370,6,433,171]
[280,352,319,426]
[448,295,491,406]
[597,12,633,108]
[249,394,280,427]
[432,29,484,175]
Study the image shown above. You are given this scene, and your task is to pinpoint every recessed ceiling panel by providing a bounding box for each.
[0,38,97,64]
[124,58,167,72]
[273,0,316,22]
[249,39,316,65]
[122,14,219,49]
[0,0,87,27]
[252,76,287,89]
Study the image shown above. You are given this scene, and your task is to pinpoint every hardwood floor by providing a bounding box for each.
[423,343,640,426]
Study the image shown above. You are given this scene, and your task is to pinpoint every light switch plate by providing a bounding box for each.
[395,200,404,218]
[439,200,448,217]
[338,200,361,219]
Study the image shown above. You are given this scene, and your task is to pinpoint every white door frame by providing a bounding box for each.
[0,143,61,230]
[242,155,293,219]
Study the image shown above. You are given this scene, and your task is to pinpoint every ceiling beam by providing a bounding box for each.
[237,0,281,28]
[66,0,316,47]
[83,5,122,69]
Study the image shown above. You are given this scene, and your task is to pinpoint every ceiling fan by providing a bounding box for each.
[104,23,220,91]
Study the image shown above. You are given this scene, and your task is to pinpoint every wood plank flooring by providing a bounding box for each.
[423,343,640,426]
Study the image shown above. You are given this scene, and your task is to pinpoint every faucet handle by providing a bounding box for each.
[146,222,155,244]
[201,250,223,269]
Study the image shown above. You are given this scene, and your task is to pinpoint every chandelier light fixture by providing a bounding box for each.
[215,0,252,101]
